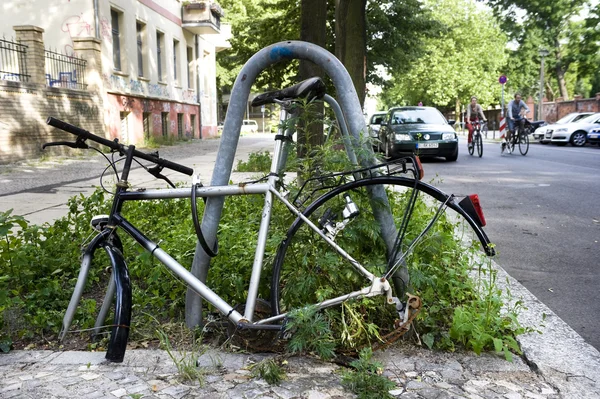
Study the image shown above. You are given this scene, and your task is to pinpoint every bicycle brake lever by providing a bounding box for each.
[42,139,90,150]
[148,165,176,188]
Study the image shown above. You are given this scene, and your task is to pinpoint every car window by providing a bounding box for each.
[579,113,600,124]
[571,114,592,123]
[391,108,446,125]
[370,115,385,124]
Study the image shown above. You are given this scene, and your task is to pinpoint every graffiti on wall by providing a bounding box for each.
[182,89,198,103]
[72,102,99,117]
[61,14,92,56]
[100,16,112,43]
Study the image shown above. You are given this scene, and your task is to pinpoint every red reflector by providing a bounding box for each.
[469,194,486,227]
[414,156,424,180]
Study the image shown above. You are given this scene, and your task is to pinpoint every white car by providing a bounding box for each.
[532,112,594,144]
[241,119,258,134]
[549,113,600,147]
[367,111,387,150]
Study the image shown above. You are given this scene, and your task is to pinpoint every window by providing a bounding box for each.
[190,114,196,138]
[173,39,180,83]
[111,9,122,71]
[136,22,145,78]
[177,113,184,138]
[157,32,165,81]
[120,111,129,142]
[161,112,169,136]
[187,46,193,89]
[143,112,151,140]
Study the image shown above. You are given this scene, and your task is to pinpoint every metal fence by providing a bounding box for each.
[0,37,29,82]
[45,49,87,90]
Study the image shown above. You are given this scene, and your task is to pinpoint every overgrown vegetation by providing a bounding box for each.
[0,131,531,362]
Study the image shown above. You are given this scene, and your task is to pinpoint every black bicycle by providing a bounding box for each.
[468,120,484,158]
[503,118,529,156]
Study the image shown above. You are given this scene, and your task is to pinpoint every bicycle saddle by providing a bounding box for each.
[251,77,326,106]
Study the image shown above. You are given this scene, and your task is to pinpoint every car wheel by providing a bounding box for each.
[445,147,458,162]
[540,141,549,145]
[571,131,587,147]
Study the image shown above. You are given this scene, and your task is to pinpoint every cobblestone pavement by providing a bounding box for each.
[0,345,561,399]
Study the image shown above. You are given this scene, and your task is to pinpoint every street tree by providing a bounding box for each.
[486,0,591,100]
[379,0,507,116]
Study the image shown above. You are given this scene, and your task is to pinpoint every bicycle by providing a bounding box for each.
[46,78,494,362]
[502,118,529,156]
[468,120,484,158]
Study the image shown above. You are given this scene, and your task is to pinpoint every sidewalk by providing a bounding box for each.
[1,134,600,398]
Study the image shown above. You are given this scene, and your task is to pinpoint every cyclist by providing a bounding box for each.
[504,93,530,152]
[465,96,487,151]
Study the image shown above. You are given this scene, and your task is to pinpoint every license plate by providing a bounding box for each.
[590,134,599,139]
[417,142,439,149]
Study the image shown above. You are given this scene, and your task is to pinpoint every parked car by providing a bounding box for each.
[549,112,600,146]
[532,112,594,144]
[587,127,600,146]
[241,119,258,133]
[367,111,387,149]
[378,106,458,161]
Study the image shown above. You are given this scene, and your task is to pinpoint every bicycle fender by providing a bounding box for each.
[101,242,132,363]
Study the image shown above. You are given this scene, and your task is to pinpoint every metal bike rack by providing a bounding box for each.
[186,40,400,326]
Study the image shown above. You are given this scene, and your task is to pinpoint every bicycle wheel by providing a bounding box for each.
[506,135,515,154]
[518,133,529,155]
[270,176,494,336]
[476,133,483,157]
[468,134,475,155]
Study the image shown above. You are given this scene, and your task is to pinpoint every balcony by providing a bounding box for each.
[182,1,223,35]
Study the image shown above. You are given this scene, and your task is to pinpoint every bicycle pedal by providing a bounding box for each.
[90,215,110,231]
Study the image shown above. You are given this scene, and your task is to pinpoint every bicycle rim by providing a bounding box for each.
[519,134,529,155]
[476,134,483,157]
[270,176,492,346]
[468,138,474,155]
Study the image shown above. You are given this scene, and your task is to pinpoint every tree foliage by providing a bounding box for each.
[486,0,594,99]
[379,0,508,109]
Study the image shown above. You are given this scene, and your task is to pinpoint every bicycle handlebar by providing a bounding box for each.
[46,117,194,176]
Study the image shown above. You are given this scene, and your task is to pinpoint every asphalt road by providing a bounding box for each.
[420,138,600,351]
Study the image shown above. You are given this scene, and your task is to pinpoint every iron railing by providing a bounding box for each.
[45,49,87,90]
[0,37,29,82]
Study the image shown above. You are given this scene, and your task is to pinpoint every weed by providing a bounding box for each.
[285,306,336,360]
[235,151,273,172]
[157,328,206,385]
[341,347,395,399]
[248,357,287,385]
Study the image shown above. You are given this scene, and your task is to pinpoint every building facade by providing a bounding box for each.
[0,0,229,148]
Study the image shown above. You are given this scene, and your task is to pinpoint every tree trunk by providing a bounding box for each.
[335,0,367,107]
[297,0,328,161]
[554,42,569,100]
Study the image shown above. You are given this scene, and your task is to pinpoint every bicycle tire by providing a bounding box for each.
[507,135,515,154]
[468,133,475,155]
[270,176,494,325]
[518,133,529,155]
[476,133,483,157]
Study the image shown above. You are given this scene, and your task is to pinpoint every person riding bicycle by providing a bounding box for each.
[504,93,530,152]
[465,96,487,151]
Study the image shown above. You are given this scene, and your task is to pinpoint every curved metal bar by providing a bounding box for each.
[187,41,374,326]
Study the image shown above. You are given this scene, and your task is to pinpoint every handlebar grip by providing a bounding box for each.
[158,158,194,176]
[47,117,120,150]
